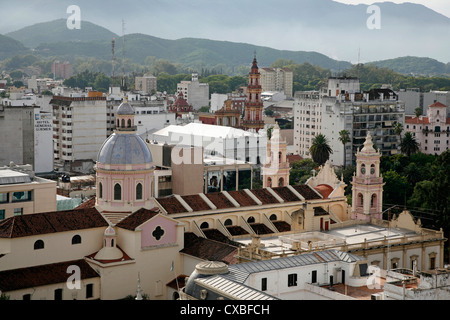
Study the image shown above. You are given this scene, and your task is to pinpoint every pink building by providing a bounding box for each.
[95,99,155,224]
[405,102,450,155]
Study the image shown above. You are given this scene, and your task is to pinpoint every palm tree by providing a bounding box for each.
[393,122,403,151]
[309,134,333,166]
[400,132,419,157]
[338,130,350,168]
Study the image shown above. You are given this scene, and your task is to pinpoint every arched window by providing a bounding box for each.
[117,119,120,127]
[98,182,103,199]
[114,183,122,200]
[121,119,125,128]
[224,219,233,226]
[128,119,132,128]
[267,177,272,187]
[72,235,82,245]
[34,240,44,250]
[358,193,364,207]
[269,214,277,221]
[371,194,377,207]
[278,177,284,187]
[247,216,255,224]
[200,222,209,229]
[136,183,143,200]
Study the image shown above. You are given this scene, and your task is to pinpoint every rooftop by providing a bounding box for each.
[0,169,32,185]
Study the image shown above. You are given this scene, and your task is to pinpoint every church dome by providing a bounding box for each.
[117,101,135,115]
[97,133,153,165]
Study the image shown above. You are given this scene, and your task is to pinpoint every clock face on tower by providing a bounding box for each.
[370,167,375,174]
[361,167,365,174]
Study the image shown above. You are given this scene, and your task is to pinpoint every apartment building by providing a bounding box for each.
[294,77,404,166]
[260,67,294,99]
[51,93,107,173]
[405,102,450,155]
[177,73,209,110]
[396,89,450,116]
[135,74,157,95]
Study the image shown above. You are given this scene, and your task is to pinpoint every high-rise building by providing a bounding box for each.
[51,93,107,173]
[242,56,264,133]
[135,74,157,95]
[176,73,209,110]
[260,67,294,98]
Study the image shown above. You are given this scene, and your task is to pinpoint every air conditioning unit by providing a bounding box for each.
[371,293,383,300]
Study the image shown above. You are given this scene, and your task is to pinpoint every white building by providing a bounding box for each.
[259,67,294,99]
[148,122,267,165]
[177,73,209,110]
[51,94,107,173]
[181,249,370,300]
[396,89,450,116]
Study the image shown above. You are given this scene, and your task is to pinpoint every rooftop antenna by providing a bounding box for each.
[121,19,127,91]
[112,37,116,79]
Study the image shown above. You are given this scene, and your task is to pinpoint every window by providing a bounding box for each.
[261,278,267,291]
[12,191,32,202]
[247,216,255,224]
[136,183,143,200]
[86,284,94,299]
[311,270,317,283]
[0,192,8,203]
[200,222,209,229]
[34,240,44,250]
[72,235,82,245]
[0,209,4,220]
[54,288,63,300]
[288,273,297,287]
[114,183,122,200]
[98,182,103,199]
[224,219,233,226]
[14,208,23,216]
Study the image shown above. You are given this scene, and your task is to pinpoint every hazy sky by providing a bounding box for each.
[333,0,450,18]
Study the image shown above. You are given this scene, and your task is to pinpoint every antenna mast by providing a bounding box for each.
[121,19,127,91]
[112,38,116,79]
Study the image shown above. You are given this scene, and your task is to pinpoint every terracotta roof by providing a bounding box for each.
[273,221,291,232]
[226,225,249,236]
[226,190,258,206]
[286,154,303,163]
[405,115,430,124]
[203,228,230,243]
[250,223,274,235]
[428,102,447,108]
[181,234,238,264]
[156,195,187,214]
[250,188,280,204]
[205,193,235,209]
[0,259,98,292]
[166,275,188,290]
[75,196,96,209]
[291,184,322,200]
[0,208,108,238]
[271,186,302,202]
[314,184,334,199]
[115,207,160,231]
[181,195,211,211]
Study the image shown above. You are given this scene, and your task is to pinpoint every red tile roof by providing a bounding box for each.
[428,102,447,108]
[75,196,96,209]
[250,188,280,204]
[291,184,322,200]
[0,259,98,292]
[314,184,334,199]
[156,196,187,214]
[272,186,302,202]
[405,115,429,124]
[286,154,303,164]
[205,193,235,209]
[181,234,238,264]
[226,190,258,206]
[181,194,212,211]
[115,207,160,231]
[0,208,108,238]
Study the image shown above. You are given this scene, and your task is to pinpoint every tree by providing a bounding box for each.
[289,158,318,185]
[338,130,350,168]
[309,134,333,166]
[400,132,419,157]
[414,107,423,117]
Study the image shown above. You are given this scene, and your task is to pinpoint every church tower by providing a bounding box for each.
[242,55,264,132]
[262,123,290,188]
[95,98,155,225]
[351,132,384,221]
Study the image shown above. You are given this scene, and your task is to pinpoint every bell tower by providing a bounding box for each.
[242,54,264,132]
[262,123,290,188]
[351,132,384,221]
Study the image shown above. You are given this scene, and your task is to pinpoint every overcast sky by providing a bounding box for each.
[333,0,450,18]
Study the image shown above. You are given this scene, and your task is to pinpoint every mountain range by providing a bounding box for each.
[0,0,449,76]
